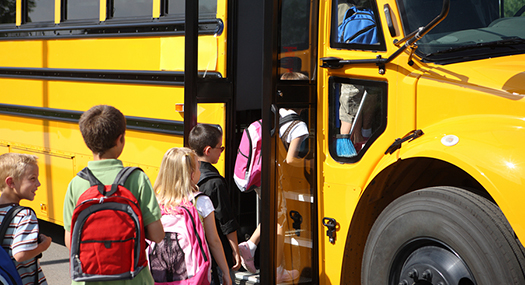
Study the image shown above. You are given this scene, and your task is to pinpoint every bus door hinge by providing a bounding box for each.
[385,129,424,155]
[322,217,338,244]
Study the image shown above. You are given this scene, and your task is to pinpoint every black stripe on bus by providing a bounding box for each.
[0,19,223,40]
[0,67,222,85]
[0,104,184,135]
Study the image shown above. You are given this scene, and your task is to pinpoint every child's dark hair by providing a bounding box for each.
[79,105,126,156]
[188,124,223,156]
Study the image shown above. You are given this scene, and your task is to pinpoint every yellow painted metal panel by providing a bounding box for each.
[153,0,161,18]
[160,36,219,71]
[0,41,46,67]
[16,0,21,25]
[100,0,106,21]
[55,0,60,24]
[0,101,225,225]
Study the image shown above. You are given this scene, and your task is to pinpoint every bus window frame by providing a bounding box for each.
[330,0,387,51]
[328,76,388,163]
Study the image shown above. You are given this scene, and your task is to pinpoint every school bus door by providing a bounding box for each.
[261,0,318,283]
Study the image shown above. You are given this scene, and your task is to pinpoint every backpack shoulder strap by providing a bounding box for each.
[109,167,143,196]
[180,206,208,263]
[281,120,302,151]
[77,167,108,196]
[279,113,302,128]
[77,167,102,187]
[0,206,28,243]
[197,171,223,187]
[114,167,143,186]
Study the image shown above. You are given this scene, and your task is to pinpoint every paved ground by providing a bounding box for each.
[37,220,262,285]
[38,220,71,285]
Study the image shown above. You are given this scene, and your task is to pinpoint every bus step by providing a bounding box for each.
[235,271,260,285]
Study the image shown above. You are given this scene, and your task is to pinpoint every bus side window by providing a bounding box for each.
[162,0,218,19]
[25,0,54,24]
[329,78,387,163]
[66,0,99,21]
[0,1,17,25]
[110,0,154,18]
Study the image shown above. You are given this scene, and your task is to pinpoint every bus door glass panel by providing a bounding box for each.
[275,0,317,282]
[328,77,387,163]
[279,0,314,78]
[273,98,315,284]
[331,0,386,51]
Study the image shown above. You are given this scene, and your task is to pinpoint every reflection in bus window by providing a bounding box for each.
[330,79,386,162]
[66,0,99,21]
[26,0,54,23]
[0,0,17,24]
[163,0,218,19]
[111,0,153,18]
[279,0,312,77]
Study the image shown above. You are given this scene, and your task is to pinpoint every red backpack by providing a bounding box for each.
[70,167,148,282]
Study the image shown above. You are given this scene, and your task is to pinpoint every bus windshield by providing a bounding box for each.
[398,0,525,63]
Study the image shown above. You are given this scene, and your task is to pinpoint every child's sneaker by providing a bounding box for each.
[276,269,299,283]
[238,241,257,273]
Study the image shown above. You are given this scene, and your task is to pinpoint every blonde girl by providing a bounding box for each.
[154,147,232,285]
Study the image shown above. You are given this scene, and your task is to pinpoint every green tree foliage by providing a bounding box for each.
[505,0,525,17]
[0,0,16,24]
[0,0,36,24]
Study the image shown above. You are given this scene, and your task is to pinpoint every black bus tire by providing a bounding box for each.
[361,186,525,285]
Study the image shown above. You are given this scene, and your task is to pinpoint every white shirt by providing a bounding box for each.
[279,108,309,144]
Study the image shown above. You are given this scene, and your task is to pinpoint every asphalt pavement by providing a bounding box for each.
[38,220,71,285]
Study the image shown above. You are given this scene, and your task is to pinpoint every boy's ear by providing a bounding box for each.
[116,134,125,146]
[5,176,14,188]
[202,146,212,156]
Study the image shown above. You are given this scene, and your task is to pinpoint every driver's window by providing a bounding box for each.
[329,77,387,162]
[331,0,386,51]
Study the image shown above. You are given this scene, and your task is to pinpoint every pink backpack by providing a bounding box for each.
[233,119,262,192]
[148,200,211,285]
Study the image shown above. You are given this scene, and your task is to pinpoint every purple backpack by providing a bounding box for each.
[233,120,262,193]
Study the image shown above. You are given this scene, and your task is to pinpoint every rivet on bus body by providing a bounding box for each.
[441,134,459,146]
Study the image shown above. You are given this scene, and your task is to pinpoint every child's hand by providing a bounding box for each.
[231,252,241,271]
[38,234,52,251]
[222,274,232,285]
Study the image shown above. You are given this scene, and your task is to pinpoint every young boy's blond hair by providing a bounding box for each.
[0,153,38,191]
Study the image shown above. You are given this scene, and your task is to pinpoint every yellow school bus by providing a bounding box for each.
[1,0,525,284]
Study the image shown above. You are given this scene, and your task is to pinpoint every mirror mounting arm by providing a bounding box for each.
[321,0,450,74]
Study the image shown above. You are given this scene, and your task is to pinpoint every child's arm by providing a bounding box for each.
[286,135,307,164]
[13,234,52,262]
[227,231,241,271]
[64,230,71,250]
[145,219,164,243]
[203,212,232,285]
